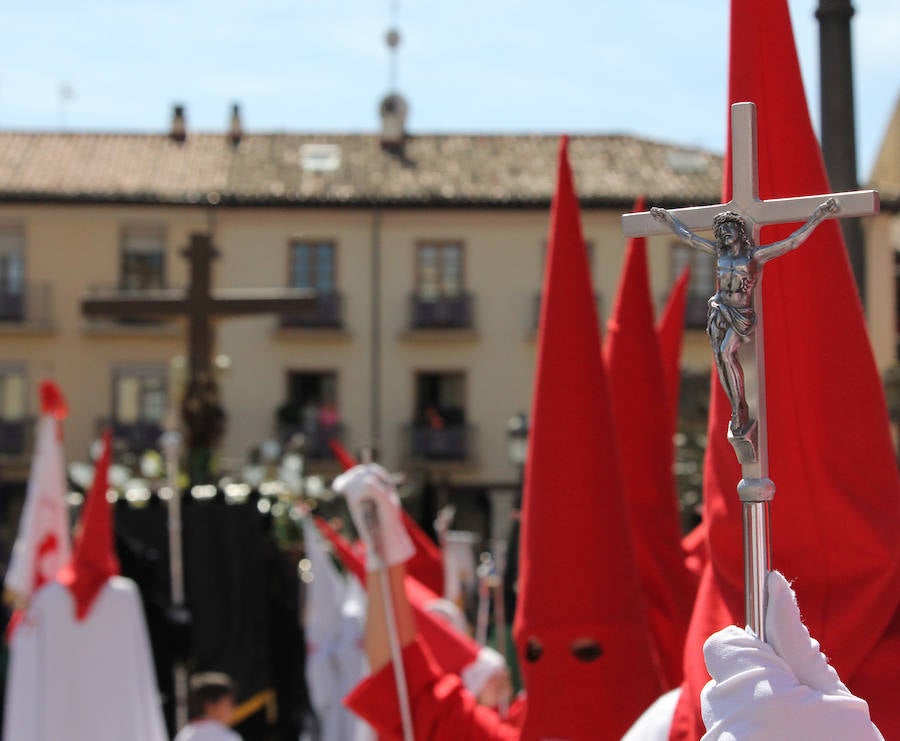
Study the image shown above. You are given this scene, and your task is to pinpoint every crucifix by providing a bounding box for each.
[621,102,879,639]
[82,232,316,471]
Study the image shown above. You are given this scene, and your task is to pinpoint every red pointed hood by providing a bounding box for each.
[39,380,68,420]
[312,516,478,676]
[671,0,900,737]
[656,265,691,437]
[604,202,694,690]
[58,429,119,621]
[513,137,662,740]
[327,440,445,594]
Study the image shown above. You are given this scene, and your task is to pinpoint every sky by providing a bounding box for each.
[1,0,897,179]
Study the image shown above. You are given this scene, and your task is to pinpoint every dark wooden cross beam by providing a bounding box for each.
[82,233,316,380]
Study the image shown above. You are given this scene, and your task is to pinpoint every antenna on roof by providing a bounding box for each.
[58,84,76,129]
[380,0,409,152]
[386,0,401,94]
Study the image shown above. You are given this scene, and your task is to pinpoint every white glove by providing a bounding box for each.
[700,570,884,741]
[332,463,415,572]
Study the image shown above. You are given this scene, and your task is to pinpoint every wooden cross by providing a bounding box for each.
[621,102,878,639]
[82,232,316,380]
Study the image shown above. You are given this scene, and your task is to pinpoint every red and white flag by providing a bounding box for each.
[4,381,71,604]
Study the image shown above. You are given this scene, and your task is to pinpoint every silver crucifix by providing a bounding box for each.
[621,102,879,639]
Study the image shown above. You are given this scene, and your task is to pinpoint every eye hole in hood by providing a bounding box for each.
[570,638,603,663]
[524,637,543,662]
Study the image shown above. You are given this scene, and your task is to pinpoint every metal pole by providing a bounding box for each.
[491,540,509,720]
[161,429,189,731]
[362,501,415,741]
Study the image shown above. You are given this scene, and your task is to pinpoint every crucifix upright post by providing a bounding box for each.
[184,234,216,380]
[622,102,879,639]
[82,232,318,469]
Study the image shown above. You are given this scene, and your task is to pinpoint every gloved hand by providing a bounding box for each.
[700,570,884,740]
[332,463,415,572]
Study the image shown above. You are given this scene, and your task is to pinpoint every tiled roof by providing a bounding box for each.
[0,130,724,208]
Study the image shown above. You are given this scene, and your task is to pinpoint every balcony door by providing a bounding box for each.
[0,228,25,321]
[112,365,168,453]
[120,226,166,291]
[412,372,467,460]
[0,365,27,454]
[670,242,715,328]
[417,242,463,299]
[285,241,341,327]
[281,371,340,456]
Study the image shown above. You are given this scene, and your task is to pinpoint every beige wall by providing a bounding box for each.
[2,202,896,486]
[866,214,900,372]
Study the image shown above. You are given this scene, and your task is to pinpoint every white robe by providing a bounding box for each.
[300,520,373,741]
[3,576,168,741]
[621,688,680,741]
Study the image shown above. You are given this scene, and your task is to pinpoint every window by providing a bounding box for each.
[113,365,167,425]
[0,365,26,422]
[411,372,468,460]
[279,371,341,456]
[0,227,25,320]
[671,242,715,328]
[290,241,335,293]
[0,364,28,455]
[415,372,466,426]
[120,226,165,291]
[417,242,463,299]
[671,242,715,294]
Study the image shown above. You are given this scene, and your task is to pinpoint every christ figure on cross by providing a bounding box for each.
[650,197,838,438]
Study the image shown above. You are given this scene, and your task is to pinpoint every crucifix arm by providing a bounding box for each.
[754,198,839,265]
[650,207,717,255]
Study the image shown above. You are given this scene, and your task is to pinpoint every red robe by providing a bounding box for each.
[345,637,523,740]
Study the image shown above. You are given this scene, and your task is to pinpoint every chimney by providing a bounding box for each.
[170,104,187,143]
[228,103,243,147]
[379,93,408,153]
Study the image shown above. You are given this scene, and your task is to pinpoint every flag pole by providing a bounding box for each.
[362,501,415,741]
[161,427,189,730]
[491,539,509,720]
[475,552,493,646]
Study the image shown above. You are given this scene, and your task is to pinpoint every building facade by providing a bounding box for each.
[1,103,897,540]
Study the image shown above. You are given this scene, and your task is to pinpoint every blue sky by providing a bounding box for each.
[1,0,897,178]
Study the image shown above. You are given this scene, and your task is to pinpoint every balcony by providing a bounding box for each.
[0,418,32,457]
[0,283,53,328]
[410,292,474,330]
[407,423,472,461]
[99,419,164,458]
[279,293,343,329]
[277,421,345,459]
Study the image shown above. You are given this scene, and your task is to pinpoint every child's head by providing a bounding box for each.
[188,672,237,723]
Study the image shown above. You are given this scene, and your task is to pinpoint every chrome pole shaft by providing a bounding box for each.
[738,476,774,639]
[742,500,772,640]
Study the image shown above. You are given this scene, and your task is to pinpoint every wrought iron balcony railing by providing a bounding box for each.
[0,418,32,456]
[279,293,343,329]
[277,421,345,459]
[407,423,472,461]
[97,418,164,457]
[410,292,474,330]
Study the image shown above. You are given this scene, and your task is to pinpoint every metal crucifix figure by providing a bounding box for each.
[621,102,879,639]
[650,198,837,445]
